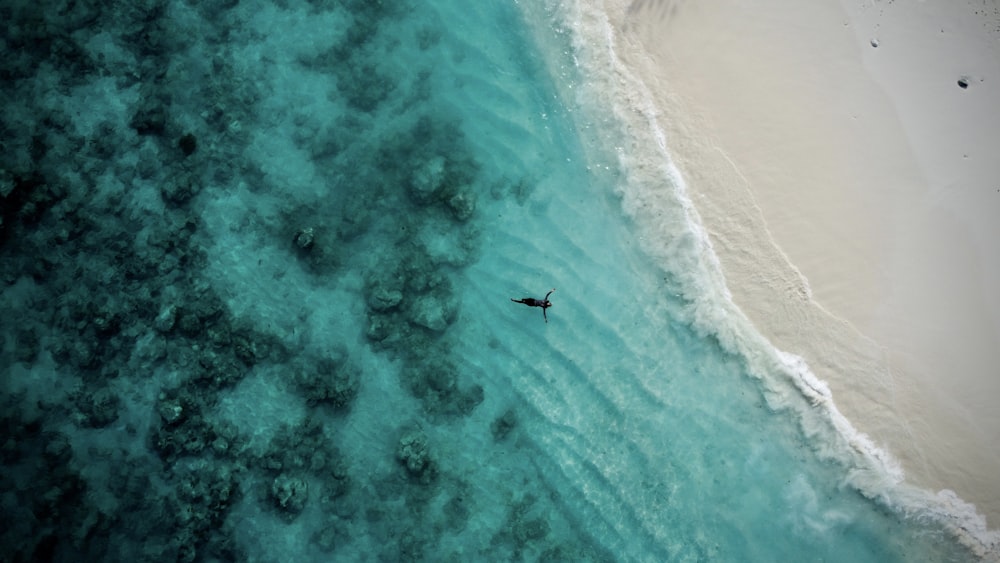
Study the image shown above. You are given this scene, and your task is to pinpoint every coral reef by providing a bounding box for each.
[293,354,360,410]
[400,355,484,417]
[270,474,309,516]
[396,428,436,484]
[72,385,122,428]
[0,0,615,560]
[491,408,518,441]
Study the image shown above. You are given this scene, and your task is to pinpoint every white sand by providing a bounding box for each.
[608,0,1000,528]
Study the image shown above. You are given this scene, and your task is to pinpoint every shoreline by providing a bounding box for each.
[611,0,1000,530]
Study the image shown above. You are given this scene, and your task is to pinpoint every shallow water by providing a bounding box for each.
[0,0,979,561]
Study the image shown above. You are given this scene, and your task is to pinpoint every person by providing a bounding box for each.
[510,288,555,323]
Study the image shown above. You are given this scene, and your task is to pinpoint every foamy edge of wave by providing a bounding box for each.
[528,0,1000,558]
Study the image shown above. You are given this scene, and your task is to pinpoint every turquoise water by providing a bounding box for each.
[0,0,982,560]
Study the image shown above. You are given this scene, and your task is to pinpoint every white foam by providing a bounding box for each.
[523,0,1000,558]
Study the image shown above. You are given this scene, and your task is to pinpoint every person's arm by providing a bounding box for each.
[544,288,555,300]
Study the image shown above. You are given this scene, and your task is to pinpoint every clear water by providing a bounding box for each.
[0,0,982,561]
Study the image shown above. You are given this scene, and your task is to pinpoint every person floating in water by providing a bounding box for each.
[510,288,555,323]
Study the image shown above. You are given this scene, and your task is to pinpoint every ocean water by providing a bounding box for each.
[0,0,986,561]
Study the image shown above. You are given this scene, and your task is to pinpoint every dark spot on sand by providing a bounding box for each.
[957,78,969,89]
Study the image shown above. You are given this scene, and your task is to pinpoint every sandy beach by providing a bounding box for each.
[610,0,1000,528]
